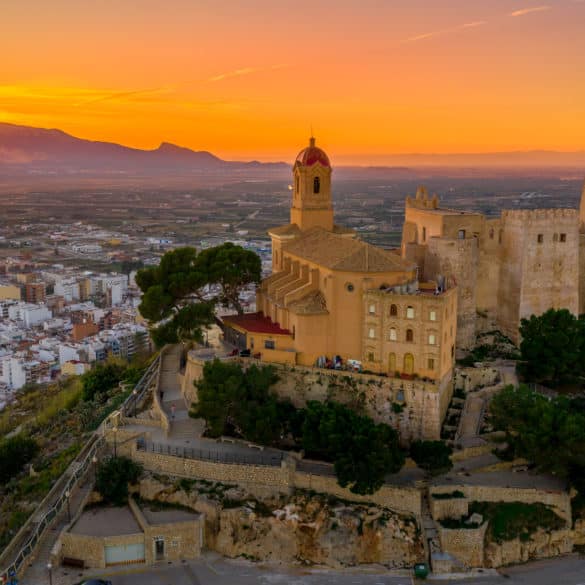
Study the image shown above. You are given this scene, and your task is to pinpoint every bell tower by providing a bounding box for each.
[290,137,334,232]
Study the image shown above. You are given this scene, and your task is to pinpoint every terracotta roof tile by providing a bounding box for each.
[283,228,415,273]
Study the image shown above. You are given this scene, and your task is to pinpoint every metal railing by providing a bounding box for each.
[120,353,161,419]
[137,440,284,467]
[1,351,163,580]
[0,435,103,579]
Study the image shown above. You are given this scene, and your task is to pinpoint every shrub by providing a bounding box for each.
[0,434,39,484]
[410,440,453,476]
[95,456,142,506]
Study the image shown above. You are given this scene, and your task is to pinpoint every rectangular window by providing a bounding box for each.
[389,328,397,341]
[428,334,436,345]
[537,234,544,244]
[406,307,415,319]
[560,233,566,243]
[429,310,437,321]
[369,304,376,314]
[428,358,435,370]
[458,229,466,240]
[367,352,374,362]
[422,227,427,242]
[368,328,375,339]
[264,340,275,350]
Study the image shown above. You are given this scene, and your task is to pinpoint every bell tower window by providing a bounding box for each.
[313,176,320,194]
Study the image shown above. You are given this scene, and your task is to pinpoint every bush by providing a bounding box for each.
[410,440,453,475]
[82,362,126,402]
[95,456,142,506]
[0,434,39,483]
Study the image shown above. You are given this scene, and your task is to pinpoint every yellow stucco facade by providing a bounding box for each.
[224,139,458,383]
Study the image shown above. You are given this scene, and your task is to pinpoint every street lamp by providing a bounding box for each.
[65,489,71,523]
[132,388,138,417]
[92,454,98,484]
[47,562,53,585]
[112,427,118,458]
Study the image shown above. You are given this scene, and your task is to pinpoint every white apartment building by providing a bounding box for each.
[7,303,52,327]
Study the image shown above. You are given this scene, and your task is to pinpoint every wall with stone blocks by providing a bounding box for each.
[182,354,452,443]
[430,484,571,523]
[130,446,422,518]
[429,496,469,521]
[454,367,500,392]
[438,523,488,567]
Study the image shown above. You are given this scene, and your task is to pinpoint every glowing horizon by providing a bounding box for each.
[2,0,585,164]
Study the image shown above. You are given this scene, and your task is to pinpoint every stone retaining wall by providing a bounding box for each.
[129,444,422,517]
[430,484,571,523]
[437,523,488,567]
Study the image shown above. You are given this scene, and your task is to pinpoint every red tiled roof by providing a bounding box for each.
[222,312,292,335]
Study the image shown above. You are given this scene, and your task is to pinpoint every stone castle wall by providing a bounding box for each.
[424,237,478,349]
[499,209,579,343]
[182,353,453,442]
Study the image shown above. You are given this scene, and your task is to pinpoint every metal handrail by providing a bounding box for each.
[0,435,103,579]
[137,439,284,468]
[0,351,163,579]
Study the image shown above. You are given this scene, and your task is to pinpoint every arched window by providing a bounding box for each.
[489,228,494,240]
[404,353,414,375]
[406,329,414,342]
[295,176,299,194]
[389,328,397,341]
[274,250,278,266]
[390,304,398,316]
[388,352,396,373]
[313,176,320,194]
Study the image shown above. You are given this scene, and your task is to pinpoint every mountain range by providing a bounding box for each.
[1,123,584,188]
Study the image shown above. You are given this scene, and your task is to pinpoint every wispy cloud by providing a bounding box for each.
[74,87,170,106]
[207,63,289,83]
[403,20,487,43]
[509,5,551,17]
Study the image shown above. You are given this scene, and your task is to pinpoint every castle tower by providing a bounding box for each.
[290,137,334,232]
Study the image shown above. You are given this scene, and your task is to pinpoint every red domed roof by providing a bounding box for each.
[295,137,331,168]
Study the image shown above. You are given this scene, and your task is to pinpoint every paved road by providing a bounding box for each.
[48,553,585,585]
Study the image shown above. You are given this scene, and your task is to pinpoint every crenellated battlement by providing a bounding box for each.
[501,208,577,222]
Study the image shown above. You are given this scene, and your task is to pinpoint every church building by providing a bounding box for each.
[223,138,458,386]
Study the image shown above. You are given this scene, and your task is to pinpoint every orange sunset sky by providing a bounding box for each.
[2,0,585,163]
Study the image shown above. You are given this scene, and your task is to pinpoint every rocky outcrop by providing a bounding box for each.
[484,528,573,568]
[138,475,423,568]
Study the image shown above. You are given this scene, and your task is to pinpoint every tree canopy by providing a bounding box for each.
[190,360,405,494]
[0,435,39,484]
[410,440,453,476]
[136,244,261,347]
[519,309,584,387]
[489,384,585,487]
[95,456,143,506]
[81,361,127,402]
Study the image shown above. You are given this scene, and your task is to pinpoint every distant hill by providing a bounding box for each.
[0,122,289,175]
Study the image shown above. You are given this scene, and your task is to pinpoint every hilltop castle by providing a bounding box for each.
[402,183,585,348]
[217,138,584,439]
